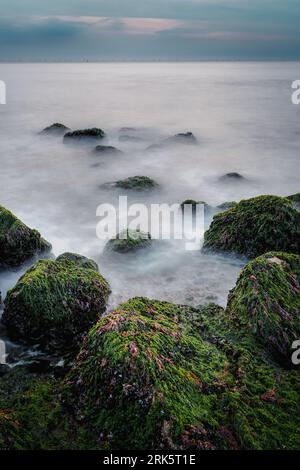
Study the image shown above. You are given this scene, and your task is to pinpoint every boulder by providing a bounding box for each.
[203,195,300,258]
[103,176,158,192]
[41,123,70,135]
[2,255,110,353]
[94,145,123,155]
[0,205,51,268]
[56,252,98,271]
[105,229,151,253]
[226,251,300,365]
[64,128,105,142]
[219,173,245,182]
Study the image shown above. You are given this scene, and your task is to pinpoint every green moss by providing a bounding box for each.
[115,176,157,191]
[287,193,300,209]
[216,201,237,210]
[0,205,51,268]
[0,368,101,450]
[56,252,98,271]
[203,195,300,258]
[63,297,300,450]
[225,252,300,365]
[2,256,111,353]
[42,123,69,134]
[106,229,152,253]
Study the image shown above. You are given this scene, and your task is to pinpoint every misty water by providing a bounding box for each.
[0,62,299,325]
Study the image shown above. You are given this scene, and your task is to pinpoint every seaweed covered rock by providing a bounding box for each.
[65,297,300,450]
[56,252,98,271]
[203,195,300,258]
[65,298,236,450]
[103,176,158,192]
[181,199,211,213]
[226,252,300,365]
[287,193,300,209]
[64,128,105,142]
[216,201,237,211]
[2,256,110,352]
[105,229,151,253]
[41,123,70,135]
[0,205,51,268]
[94,145,122,155]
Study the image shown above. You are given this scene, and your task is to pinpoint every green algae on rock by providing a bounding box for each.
[0,205,51,268]
[2,256,111,352]
[216,201,237,211]
[226,251,300,365]
[203,195,300,258]
[287,193,300,209]
[56,252,99,271]
[112,176,158,191]
[105,229,152,253]
[64,128,106,142]
[94,145,123,155]
[63,297,300,450]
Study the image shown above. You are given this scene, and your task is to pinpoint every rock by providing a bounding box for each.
[64,297,300,450]
[181,199,211,212]
[0,205,52,268]
[64,128,106,142]
[166,132,197,145]
[2,255,111,353]
[94,145,123,155]
[56,252,99,271]
[202,195,300,258]
[103,176,158,192]
[216,201,237,210]
[226,251,300,366]
[41,123,70,135]
[287,193,300,209]
[105,229,151,253]
[219,173,245,182]
[119,135,143,142]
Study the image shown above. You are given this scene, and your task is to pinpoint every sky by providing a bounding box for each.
[1,0,300,61]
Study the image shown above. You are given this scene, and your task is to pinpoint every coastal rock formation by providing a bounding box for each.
[106,229,151,253]
[2,255,110,353]
[103,176,158,191]
[0,205,51,268]
[64,128,106,142]
[56,252,99,271]
[203,195,300,258]
[94,145,123,155]
[226,251,300,365]
[41,123,70,135]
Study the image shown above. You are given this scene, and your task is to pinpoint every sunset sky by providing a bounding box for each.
[1,0,300,60]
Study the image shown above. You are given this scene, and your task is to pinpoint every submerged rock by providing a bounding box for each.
[64,128,106,142]
[166,132,197,145]
[226,251,300,366]
[203,195,300,258]
[106,229,151,253]
[0,205,51,268]
[41,123,70,135]
[94,145,123,155]
[103,176,158,192]
[219,172,245,182]
[2,255,110,353]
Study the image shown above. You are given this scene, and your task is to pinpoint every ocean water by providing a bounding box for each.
[0,62,299,311]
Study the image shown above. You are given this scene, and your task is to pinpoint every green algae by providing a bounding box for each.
[0,205,51,268]
[203,195,300,258]
[2,256,111,352]
[106,229,152,253]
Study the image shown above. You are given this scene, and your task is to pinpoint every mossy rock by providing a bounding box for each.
[0,205,51,268]
[106,229,151,253]
[2,256,111,353]
[226,252,300,365]
[166,132,197,145]
[41,123,70,135]
[287,193,300,209]
[56,252,98,271]
[64,297,300,450]
[203,195,300,258]
[219,173,245,182]
[103,176,158,192]
[216,201,237,211]
[94,145,123,155]
[181,199,211,212]
[64,128,106,142]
